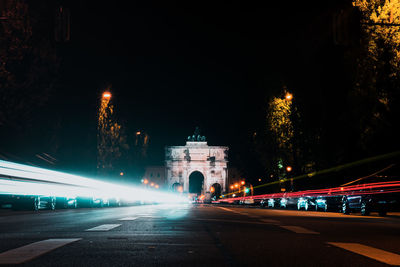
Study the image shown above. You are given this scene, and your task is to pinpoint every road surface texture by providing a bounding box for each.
[0,204,399,266]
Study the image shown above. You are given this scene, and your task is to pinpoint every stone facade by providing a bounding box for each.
[165,141,228,195]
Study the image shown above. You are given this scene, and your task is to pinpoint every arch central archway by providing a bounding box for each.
[189,171,204,194]
[210,183,222,200]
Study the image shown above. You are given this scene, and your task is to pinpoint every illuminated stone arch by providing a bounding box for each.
[165,139,228,200]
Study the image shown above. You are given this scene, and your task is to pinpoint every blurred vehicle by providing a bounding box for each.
[342,192,400,216]
[76,196,109,208]
[341,171,400,216]
[243,198,255,205]
[260,198,278,208]
[0,194,13,209]
[56,196,78,209]
[297,197,315,211]
[108,197,121,207]
[12,195,56,211]
[279,197,297,209]
[260,198,268,208]
[314,196,341,212]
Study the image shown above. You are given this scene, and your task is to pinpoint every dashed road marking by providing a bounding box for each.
[217,207,235,212]
[118,217,138,221]
[327,242,400,266]
[217,207,243,215]
[196,218,278,225]
[0,238,81,264]
[85,224,121,231]
[280,225,319,234]
[260,219,280,224]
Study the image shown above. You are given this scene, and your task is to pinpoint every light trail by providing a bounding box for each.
[0,160,187,204]
[217,180,400,204]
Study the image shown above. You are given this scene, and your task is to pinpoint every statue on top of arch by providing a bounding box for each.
[187,126,206,142]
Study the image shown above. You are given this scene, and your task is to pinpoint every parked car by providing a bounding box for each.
[260,198,279,208]
[77,196,109,208]
[12,195,56,211]
[108,197,121,207]
[56,196,78,209]
[297,197,315,211]
[0,194,13,209]
[314,196,342,212]
[279,197,298,209]
[341,172,400,216]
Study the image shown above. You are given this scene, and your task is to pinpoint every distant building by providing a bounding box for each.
[142,166,166,189]
[165,130,228,199]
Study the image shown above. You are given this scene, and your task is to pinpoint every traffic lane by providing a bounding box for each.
[204,220,387,266]
[0,204,192,254]
[214,205,400,259]
[0,204,398,266]
[0,204,189,232]
[16,205,224,266]
[197,205,395,266]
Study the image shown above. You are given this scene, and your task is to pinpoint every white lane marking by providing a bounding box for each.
[85,224,121,231]
[327,242,400,266]
[0,238,81,264]
[217,207,235,212]
[280,225,319,234]
[196,218,276,225]
[118,217,138,221]
[260,219,280,224]
[217,207,243,214]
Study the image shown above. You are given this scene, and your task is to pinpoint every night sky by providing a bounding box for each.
[1,1,356,177]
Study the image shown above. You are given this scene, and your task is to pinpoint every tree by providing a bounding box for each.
[351,0,400,154]
[266,90,294,179]
[97,89,129,178]
[0,0,58,131]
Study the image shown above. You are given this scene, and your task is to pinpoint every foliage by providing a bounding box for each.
[267,96,293,151]
[0,0,58,130]
[351,0,400,152]
[97,93,129,175]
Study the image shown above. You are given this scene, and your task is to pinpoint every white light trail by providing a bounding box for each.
[0,160,187,204]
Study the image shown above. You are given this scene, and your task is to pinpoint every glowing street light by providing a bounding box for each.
[102,91,112,99]
[155,184,159,189]
[150,182,154,187]
[285,93,293,101]
[230,185,234,190]
[286,166,292,172]
[241,181,245,185]
[143,179,149,184]
[234,183,239,188]
[210,186,215,193]
[119,172,124,176]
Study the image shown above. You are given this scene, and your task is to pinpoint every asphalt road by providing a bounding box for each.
[0,204,399,266]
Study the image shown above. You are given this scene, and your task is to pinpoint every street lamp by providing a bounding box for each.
[102,91,112,99]
[286,166,292,172]
[241,181,245,185]
[285,93,293,101]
